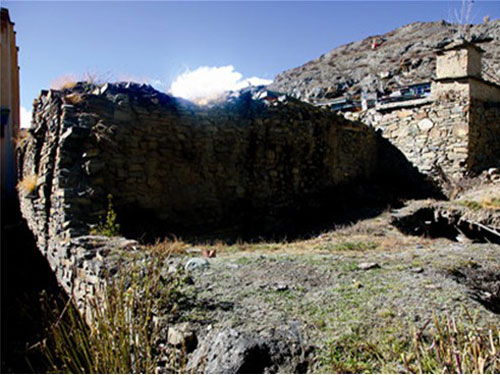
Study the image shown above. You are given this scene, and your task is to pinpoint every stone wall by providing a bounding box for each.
[468,98,500,173]
[346,79,500,185]
[346,93,470,181]
[18,83,393,307]
[82,84,379,231]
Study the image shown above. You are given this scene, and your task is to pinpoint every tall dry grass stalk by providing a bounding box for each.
[39,248,187,373]
[403,308,500,374]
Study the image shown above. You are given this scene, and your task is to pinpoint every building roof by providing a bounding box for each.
[436,39,485,54]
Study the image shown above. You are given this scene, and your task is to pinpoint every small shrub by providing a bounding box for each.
[17,174,38,196]
[91,194,120,237]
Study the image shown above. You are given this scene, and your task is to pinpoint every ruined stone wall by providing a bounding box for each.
[347,94,470,181]
[82,85,378,230]
[17,83,383,305]
[467,79,500,173]
[347,82,500,183]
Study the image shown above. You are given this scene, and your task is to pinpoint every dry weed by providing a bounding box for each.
[64,93,83,105]
[51,74,78,90]
[17,174,38,196]
[148,237,189,257]
[14,130,31,150]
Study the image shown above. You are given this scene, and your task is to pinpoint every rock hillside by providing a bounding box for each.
[270,20,500,103]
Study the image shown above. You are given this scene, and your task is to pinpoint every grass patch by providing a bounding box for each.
[458,196,500,211]
[459,200,483,211]
[322,308,500,373]
[320,241,378,252]
[481,197,500,211]
[235,257,254,266]
[327,327,409,373]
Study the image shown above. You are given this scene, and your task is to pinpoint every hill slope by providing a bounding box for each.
[270,20,500,103]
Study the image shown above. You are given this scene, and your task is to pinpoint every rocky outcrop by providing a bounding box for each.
[270,20,500,103]
[187,327,309,373]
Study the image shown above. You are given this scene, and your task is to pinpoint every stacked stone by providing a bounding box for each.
[468,99,500,173]
[17,82,383,312]
[18,90,64,256]
[347,93,472,183]
[69,83,379,229]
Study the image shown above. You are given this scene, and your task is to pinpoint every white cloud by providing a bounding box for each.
[169,65,272,104]
[20,106,32,129]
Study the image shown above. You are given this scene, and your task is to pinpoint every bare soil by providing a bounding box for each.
[171,191,500,372]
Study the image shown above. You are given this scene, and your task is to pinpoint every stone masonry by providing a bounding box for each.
[345,42,500,185]
[17,84,393,310]
[16,42,499,322]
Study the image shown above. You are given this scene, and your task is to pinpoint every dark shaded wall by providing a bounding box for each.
[19,84,380,237]
[17,83,389,305]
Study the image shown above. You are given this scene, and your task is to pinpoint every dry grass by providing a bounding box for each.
[51,74,78,90]
[325,308,500,373]
[14,130,31,150]
[17,174,38,196]
[82,70,113,86]
[402,309,500,374]
[39,251,187,373]
[64,93,83,105]
[61,81,77,90]
[148,237,190,257]
[191,211,431,257]
[481,196,500,211]
[51,70,112,91]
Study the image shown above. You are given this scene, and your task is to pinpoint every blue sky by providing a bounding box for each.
[4,1,500,126]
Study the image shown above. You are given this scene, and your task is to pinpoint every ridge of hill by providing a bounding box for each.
[269,20,500,103]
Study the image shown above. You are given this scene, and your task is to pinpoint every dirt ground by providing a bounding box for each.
[169,195,500,372]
